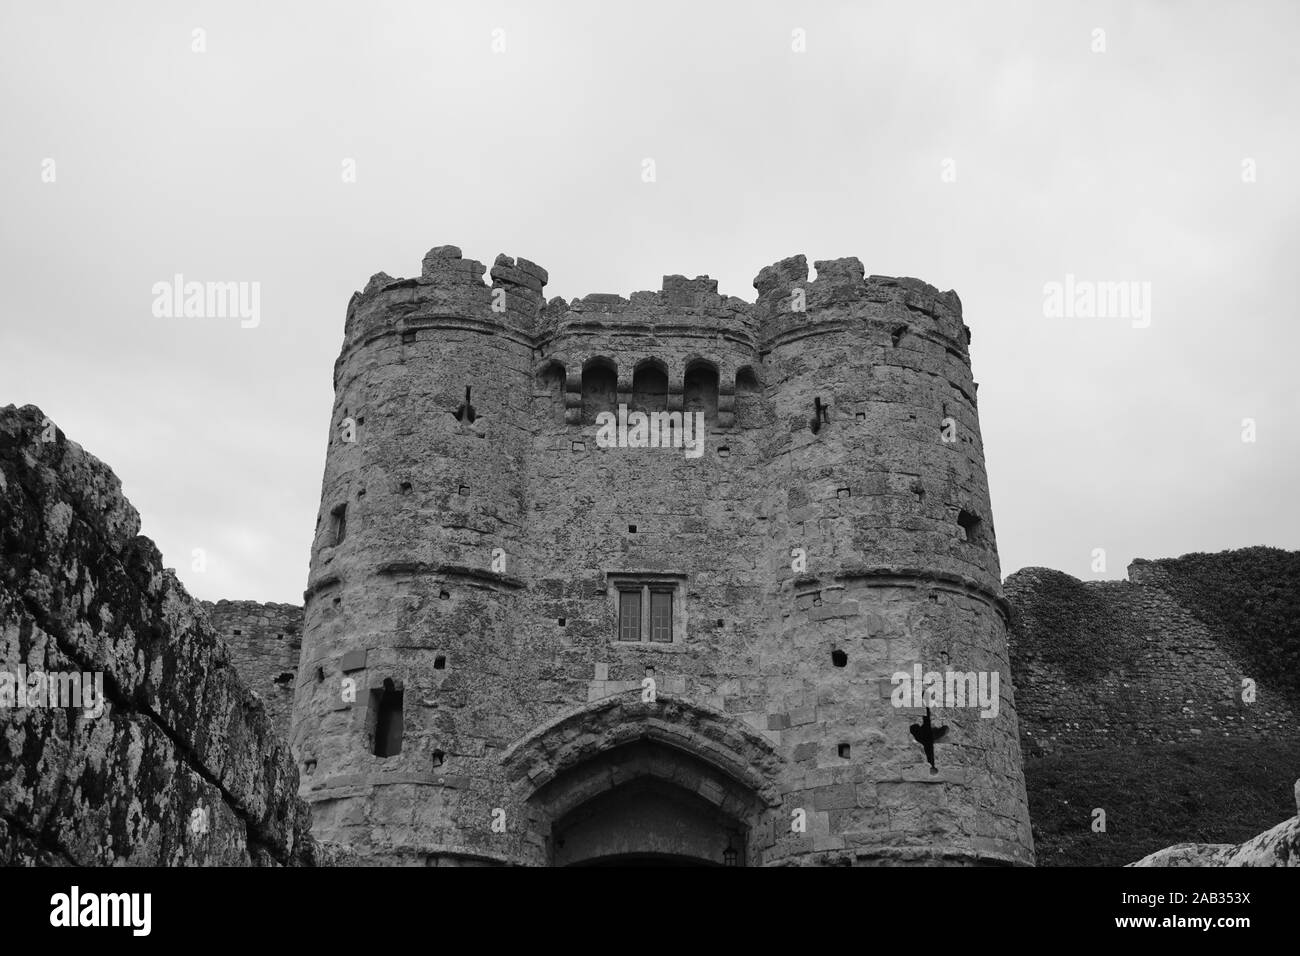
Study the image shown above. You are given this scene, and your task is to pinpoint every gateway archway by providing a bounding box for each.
[501,697,782,867]
[547,748,749,867]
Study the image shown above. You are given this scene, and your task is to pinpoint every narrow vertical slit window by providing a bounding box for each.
[331,504,347,545]
[371,678,404,757]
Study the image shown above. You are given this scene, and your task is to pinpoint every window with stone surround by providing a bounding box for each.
[607,572,687,645]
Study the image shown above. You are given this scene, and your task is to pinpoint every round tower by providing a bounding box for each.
[754,255,1033,865]
[291,246,548,864]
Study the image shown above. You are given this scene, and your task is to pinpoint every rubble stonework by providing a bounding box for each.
[1006,562,1296,757]
[0,405,315,866]
[203,600,303,738]
[291,245,1035,866]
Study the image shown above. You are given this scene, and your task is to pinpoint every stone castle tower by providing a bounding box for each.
[290,244,1034,866]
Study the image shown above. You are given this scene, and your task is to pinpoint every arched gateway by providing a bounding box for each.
[501,697,783,866]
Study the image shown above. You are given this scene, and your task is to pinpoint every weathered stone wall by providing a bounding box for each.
[0,405,315,866]
[1127,549,1300,701]
[1006,562,1296,757]
[203,600,303,739]
[291,245,1033,866]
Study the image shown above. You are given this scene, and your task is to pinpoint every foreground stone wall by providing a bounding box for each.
[0,405,315,866]
[203,600,303,739]
[1006,561,1296,757]
[290,245,1033,866]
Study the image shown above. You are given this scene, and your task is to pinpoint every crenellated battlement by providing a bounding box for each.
[753,254,968,352]
[332,244,985,447]
[341,246,971,364]
[421,244,488,284]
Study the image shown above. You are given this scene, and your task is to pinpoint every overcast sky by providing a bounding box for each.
[2,0,1297,604]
